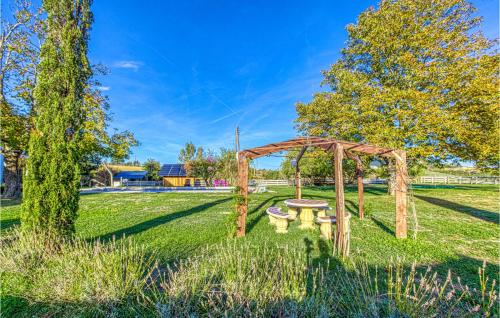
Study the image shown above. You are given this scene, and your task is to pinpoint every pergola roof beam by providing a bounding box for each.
[241,137,394,159]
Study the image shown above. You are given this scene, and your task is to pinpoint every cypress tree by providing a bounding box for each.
[21,0,93,236]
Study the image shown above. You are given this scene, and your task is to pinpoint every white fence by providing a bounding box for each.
[417,176,499,185]
[122,180,163,187]
[364,179,387,184]
[255,177,500,186]
[256,179,290,186]
[256,179,388,186]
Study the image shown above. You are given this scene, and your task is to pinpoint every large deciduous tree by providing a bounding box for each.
[296,0,499,178]
[21,0,93,236]
[1,1,138,196]
[0,0,43,198]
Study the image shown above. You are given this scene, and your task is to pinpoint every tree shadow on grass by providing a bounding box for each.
[415,195,499,224]
[97,197,232,242]
[363,186,387,196]
[345,200,359,217]
[0,294,147,317]
[0,198,21,207]
[246,195,288,234]
[370,216,395,236]
[1,218,20,231]
[425,254,499,286]
[412,184,499,192]
[301,193,335,201]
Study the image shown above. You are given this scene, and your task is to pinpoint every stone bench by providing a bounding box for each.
[266,207,290,233]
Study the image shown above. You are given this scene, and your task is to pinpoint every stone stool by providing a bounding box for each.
[316,206,332,217]
[287,206,299,220]
[316,216,336,239]
[266,207,290,233]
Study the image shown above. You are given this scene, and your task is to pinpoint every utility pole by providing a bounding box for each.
[235,126,240,153]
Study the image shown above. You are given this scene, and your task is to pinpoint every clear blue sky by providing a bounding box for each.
[7,1,499,168]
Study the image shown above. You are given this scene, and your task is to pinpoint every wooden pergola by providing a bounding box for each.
[236,137,408,252]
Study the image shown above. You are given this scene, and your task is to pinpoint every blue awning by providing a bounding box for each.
[113,171,148,180]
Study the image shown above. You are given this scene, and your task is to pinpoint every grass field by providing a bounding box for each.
[1,184,498,316]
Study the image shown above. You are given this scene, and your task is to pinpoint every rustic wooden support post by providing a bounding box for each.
[394,150,408,239]
[345,152,365,220]
[354,157,365,220]
[295,165,301,199]
[236,153,249,237]
[333,143,347,255]
[295,146,308,199]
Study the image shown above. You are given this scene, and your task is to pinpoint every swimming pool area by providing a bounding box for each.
[81,186,235,194]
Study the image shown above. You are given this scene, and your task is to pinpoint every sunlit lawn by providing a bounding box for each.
[2,184,498,287]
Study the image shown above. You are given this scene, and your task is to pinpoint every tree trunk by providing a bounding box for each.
[103,162,113,187]
[2,151,22,198]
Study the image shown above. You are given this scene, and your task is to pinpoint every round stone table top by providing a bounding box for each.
[284,199,329,208]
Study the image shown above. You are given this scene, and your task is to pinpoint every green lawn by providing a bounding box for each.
[2,184,498,285]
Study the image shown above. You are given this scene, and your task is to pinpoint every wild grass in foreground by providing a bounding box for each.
[153,241,498,317]
[0,229,155,316]
[0,229,497,317]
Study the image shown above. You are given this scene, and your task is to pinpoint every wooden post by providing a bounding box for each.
[394,150,407,239]
[333,143,346,255]
[345,152,364,220]
[355,158,365,220]
[295,166,301,199]
[295,146,308,199]
[237,153,249,237]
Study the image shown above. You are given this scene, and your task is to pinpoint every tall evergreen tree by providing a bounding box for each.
[22,0,93,236]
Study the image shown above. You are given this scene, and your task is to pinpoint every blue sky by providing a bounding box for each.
[6,0,498,169]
